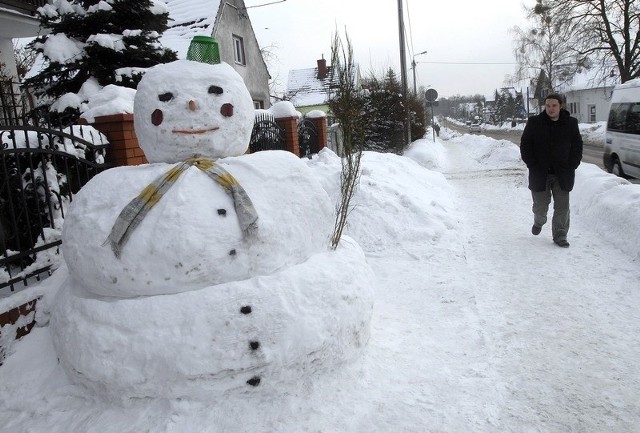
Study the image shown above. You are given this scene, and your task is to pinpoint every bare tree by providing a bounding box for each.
[328,31,365,250]
[13,40,37,81]
[259,42,287,101]
[0,55,9,80]
[531,0,639,85]
[512,0,589,92]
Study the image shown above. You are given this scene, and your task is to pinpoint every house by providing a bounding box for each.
[161,0,271,109]
[529,70,616,123]
[286,56,360,121]
[0,0,45,80]
[563,85,614,123]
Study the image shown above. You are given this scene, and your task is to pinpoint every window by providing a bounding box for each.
[607,103,630,131]
[568,102,579,115]
[253,100,264,109]
[233,35,246,66]
[627,103,640,134]
[588,104,596,123]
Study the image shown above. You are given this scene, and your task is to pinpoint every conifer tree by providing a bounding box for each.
[25,0,177,124]
[362,69,411,153]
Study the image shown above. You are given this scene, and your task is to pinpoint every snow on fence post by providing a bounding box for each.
[270,101,302,156]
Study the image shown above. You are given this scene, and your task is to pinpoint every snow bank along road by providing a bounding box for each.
[411,140,640,432]
[446,123,606,170]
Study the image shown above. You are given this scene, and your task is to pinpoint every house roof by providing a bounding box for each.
[287,66,333,107]
[160,0,222,59]
[287,63,359,108]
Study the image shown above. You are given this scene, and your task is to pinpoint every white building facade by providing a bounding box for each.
[564,86,614,123]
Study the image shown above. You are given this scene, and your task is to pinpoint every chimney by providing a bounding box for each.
[317,56,327,80]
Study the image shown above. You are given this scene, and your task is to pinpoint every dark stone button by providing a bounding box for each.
[240,306,252,314]
[246,376,261,386]
[217,209,227,216]
[229,249,236,256]
[249,341,260,350]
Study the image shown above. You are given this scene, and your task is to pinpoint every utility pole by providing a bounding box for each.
[397,0,410,146]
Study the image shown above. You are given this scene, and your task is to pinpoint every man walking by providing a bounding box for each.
[520,93,583,248]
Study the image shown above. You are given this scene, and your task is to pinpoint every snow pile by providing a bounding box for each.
[456,135,524,169]
[573,163,640,259]
[80,84,136,123]
[579,121,606,145]
[310,149,456,253]
[404,138,448,170]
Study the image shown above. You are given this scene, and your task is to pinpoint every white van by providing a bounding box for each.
[604,79,640,179]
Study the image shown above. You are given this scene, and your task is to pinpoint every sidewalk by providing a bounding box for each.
[1,137,639,433]
[431,141,640,431]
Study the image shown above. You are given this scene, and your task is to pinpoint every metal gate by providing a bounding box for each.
[1,124,111,295]
[298,119,318,158]
[249,113,285,153]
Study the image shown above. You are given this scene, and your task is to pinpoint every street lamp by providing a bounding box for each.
[411,50,428,94]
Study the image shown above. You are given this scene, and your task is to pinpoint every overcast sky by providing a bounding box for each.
[246,0,531,100]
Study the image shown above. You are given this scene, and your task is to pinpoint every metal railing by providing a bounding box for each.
[298,118,318,158]
[249,113,285,153]
[0,81,111,295]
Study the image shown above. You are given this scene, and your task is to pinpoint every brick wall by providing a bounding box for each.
[79,113,147,166]
[275,116,300,156]
[308,116,327,152]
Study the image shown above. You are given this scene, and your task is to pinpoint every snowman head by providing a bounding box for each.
[134,60,254,163]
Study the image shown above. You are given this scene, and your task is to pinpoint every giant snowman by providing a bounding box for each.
[50,55,374,399]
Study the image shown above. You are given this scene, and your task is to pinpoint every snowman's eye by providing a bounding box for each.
[158,92,173,102]
[208,85,223,95]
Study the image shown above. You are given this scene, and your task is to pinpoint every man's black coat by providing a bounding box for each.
[520,109,583,192]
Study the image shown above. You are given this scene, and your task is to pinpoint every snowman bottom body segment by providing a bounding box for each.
[51,237,374,399]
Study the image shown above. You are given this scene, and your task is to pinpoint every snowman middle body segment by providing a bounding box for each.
[62,60,332,297]
[63,151,332,297]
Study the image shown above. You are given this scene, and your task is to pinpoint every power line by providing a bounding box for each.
[418,61,518,65]
[405,0,415,58]
[244,0,287,9]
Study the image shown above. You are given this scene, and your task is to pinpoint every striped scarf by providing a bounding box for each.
[105,156,258,258]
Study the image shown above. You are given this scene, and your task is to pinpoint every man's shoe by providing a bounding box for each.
[531,225,542,235]
[554,239,570,248]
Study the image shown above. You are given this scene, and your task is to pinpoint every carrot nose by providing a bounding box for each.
[188,100,197,111]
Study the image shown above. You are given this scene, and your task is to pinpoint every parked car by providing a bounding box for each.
[469,123,482,133]
[604,79,640,179]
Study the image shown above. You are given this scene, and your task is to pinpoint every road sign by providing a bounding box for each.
[425,88,438,102]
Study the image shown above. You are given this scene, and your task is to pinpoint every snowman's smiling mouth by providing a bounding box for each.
[172,126,220,134]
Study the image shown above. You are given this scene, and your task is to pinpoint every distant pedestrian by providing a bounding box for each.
[520,93,583,248]
[433,123,440,137]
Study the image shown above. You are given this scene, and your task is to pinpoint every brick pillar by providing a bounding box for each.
[275,116,300,156]
[308,116,328,151]
[80,113,147,166]
[0,297,40,365]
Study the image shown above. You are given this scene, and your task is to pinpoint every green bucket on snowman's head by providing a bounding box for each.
[186,36,220,64]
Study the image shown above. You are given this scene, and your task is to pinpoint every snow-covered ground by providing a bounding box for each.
[1,128,639,433]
